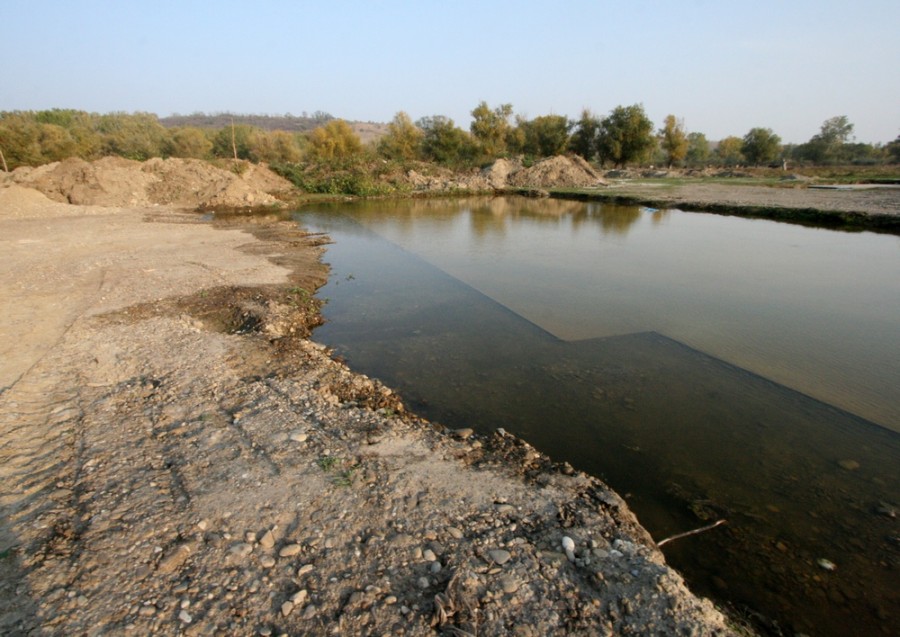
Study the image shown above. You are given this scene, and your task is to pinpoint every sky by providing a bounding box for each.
[2,0,898,144]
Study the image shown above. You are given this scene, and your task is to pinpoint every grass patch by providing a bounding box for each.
[316,455,356,487]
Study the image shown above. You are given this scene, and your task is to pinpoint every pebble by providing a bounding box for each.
[196,520,209,532]
[245,531,257,543]
[496,504,514,514]
[297,564,315,576]
[417,576,430,589]
[423,549,437,562]
[499,575,519,594]
[229,543,253,557]
[158,544,192,573]
[258,628,272,637]
[453,428,474,439]
[259,530,276,550]
[447,526,464,540]
[302,604,317,619]
[430,561,442,574]
[291,590,308,605]
[817,558,837,571]
[488,549,511,565]
[281,601,294,617]
[562,536,576,562]
[138,605,157,617]
[384,595,397,605]
[178,610,192,624]
[279,544,302,557]
[837,459,860,471]
[290,431,309,443]
[260,556,276,568]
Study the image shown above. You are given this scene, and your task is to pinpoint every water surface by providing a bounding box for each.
[296,198,899,636]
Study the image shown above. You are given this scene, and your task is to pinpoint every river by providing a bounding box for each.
[296,197,899,636]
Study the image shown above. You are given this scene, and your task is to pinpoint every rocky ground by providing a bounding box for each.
[0,173,740,636]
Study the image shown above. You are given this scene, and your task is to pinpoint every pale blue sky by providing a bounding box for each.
[3,0,898,143]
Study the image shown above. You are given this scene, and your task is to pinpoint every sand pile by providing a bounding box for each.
[6,157,294,209]
[481,157,524,188]
[506,155,607,189]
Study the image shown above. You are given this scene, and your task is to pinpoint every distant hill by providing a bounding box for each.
[159,113,389,143]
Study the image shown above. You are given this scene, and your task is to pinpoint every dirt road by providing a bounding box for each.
[0,182,737,635]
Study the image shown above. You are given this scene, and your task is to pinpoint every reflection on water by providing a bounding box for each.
[327,197,900,429]
[296,200,900,637]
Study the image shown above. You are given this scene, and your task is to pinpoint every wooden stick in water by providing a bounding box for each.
[657,519,727,547]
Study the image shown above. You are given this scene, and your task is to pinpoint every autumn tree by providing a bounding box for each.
[307,119,363,162]
[658,115,688,167]
[165,127,213,158]
[470,101,513,158]
[596,104,655,167]
[741,127,781,166]
[569,109,600,161]
[715,136,744,166]
[249,130,302,163]
[377,111,423,161]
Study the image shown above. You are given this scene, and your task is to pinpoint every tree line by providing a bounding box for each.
[2,106,898,174]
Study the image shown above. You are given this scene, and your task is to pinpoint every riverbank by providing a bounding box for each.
[545,179,900,233]
[0,177,741,635]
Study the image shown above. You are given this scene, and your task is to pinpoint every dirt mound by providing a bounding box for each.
[12,156,157,206]
[0,183,57,208]
[405,166,492,192]
[481,157,524,188]
[9,157,294,209]
[507,155,606,188]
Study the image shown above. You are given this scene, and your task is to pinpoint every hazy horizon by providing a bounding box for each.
[3,0,898,144]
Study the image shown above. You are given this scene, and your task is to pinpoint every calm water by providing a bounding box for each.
[295,197,900,636]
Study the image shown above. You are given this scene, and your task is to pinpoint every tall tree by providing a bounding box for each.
[596,104,655,167]
[417,115,475,166]
[517,114,572,157]
[378,111,424,161]
[470,101,513,158]
[802,115,855,164]
[569,109,600,160]
[685,132,710,167]
[659,115,688,167]
[715,136,744,166]
[307,120,362,162]
[741,127,781,166]
[887,134,900,164]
